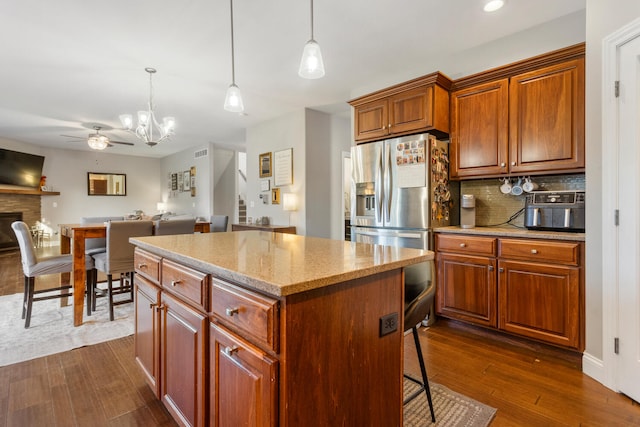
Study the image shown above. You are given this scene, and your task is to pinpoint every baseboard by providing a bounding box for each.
[582,352,607,386]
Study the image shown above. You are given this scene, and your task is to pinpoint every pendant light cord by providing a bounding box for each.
[310,0,315,40]
[230,0,236,85]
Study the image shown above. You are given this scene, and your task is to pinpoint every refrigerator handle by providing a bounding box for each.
[375,147,383,221]
[385,143,392,222]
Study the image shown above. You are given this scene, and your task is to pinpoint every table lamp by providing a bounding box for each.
[282,193,298,226]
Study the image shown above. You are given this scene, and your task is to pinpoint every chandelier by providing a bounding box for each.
[119,67,175,147]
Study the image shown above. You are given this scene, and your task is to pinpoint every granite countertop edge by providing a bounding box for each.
[130,238,433,297]
[433,226,585,242]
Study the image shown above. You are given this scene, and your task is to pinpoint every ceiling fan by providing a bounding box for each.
[61,126,134,150]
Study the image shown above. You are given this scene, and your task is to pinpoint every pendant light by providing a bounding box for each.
[224,0,244,112]
[298,0,325,79]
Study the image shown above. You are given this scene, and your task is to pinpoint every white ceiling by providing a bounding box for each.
[0,0,585,158]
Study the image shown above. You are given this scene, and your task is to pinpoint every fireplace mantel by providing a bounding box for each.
[0,188,60,196]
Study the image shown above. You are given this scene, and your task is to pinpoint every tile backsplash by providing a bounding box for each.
[458,174,585,227]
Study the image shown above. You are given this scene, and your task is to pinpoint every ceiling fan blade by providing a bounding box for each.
[60,134,85,140]
[108,140,135,146]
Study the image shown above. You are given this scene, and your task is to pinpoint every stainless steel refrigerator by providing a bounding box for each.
[350,133,457,250]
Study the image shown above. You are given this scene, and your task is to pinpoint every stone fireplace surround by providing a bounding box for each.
[0,191,42,251]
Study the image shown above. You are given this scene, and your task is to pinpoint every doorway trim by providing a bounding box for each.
[601,16,640,391]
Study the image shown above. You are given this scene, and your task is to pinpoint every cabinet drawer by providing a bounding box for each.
[210,278,279,353]
[134,248,161,284]
[161,259,210,311]
[499,239,580,266]
[436,234,497,256]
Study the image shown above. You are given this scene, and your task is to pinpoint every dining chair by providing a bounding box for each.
[90,220,153,320]
[210,215,229,232]
[153,218,196,235]
[80,216,125,256]
[403,260,436,423]
[11,221,94,328]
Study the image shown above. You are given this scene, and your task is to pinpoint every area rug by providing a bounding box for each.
[0,291,134,366]
[404,378,496,426]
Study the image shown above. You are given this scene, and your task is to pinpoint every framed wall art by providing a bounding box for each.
[259,152,272,178]
[274,148,293,187]
[271,188,280,204]
[183,170,191,191]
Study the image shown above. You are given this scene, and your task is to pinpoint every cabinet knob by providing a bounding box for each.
[170,280,182,287]
[149,302,157,310]
[224,346,239,357]
[137,263,147,269]
[488,266,494,271]
[225,307,239,317]
[511,161,516,166]
[155,304,165,312]
[531,249,538,254]
[500,162,506,167]
[459,243,466,248]
[499,268,504,273]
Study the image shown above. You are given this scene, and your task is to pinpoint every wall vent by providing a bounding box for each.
[194,148,208,159]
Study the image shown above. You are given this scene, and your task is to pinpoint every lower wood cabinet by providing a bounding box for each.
[437,253,497,327]
[435,234,584,351]
[161,290,208,427]
[134,275,161,397]
[209,323,278,427]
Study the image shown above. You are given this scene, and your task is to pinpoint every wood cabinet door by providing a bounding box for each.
[161,291,208,427]
[436,252,497,327]
[209,323,278,427]
[353,98,389,142]
[388,86,432,135]
[134,276,161,398]
[509,58,585,173]
[498,260,581,350]
[450,79,509,178]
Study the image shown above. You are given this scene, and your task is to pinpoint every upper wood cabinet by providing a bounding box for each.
[450,78,509,177]
[349,72,451,143]
[450,43,585,179]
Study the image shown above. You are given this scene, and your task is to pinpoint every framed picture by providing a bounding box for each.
[183,171,191,191]
[272,188,280,204]
[274,148,293,187]
[259,152,272,178]
[171,173,178,191]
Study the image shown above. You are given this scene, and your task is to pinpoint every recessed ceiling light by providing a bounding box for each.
[483,0,505,12]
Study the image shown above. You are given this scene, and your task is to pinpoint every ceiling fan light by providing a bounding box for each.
[119,114,133,130]
[299,39,325,79]
[87,135,108,150]
[224,84,244,113]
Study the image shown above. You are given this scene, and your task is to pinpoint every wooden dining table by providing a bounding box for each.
[60,223,107,326]
[59,220,212,326]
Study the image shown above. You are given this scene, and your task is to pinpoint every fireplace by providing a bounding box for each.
[0,212,23,251]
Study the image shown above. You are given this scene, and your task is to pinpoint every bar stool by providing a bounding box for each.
[403,261,436,423]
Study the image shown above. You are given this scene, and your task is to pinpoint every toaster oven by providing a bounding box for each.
[524,191,585,232]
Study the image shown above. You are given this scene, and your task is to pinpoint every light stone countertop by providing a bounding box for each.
[130,231,433,297]
[433,225,585,242]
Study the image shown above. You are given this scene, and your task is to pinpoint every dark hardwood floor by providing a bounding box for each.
[2,247,640,426]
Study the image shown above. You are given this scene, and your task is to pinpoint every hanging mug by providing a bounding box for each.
[500,178,512,194]
[511,178,523,196]
[522,177,539,193]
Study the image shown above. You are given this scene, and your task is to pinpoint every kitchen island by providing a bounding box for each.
[130,231,432,427]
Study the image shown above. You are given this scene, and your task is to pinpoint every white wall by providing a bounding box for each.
[159,144,212,219]
[0,137,161,243]
[329,115,352,240]
[213,147,237,224]
[584,0,640,364]
[305,109,332,238]
[246,110,306,234]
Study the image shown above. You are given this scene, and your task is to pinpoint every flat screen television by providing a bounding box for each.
[0,148,45,188]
